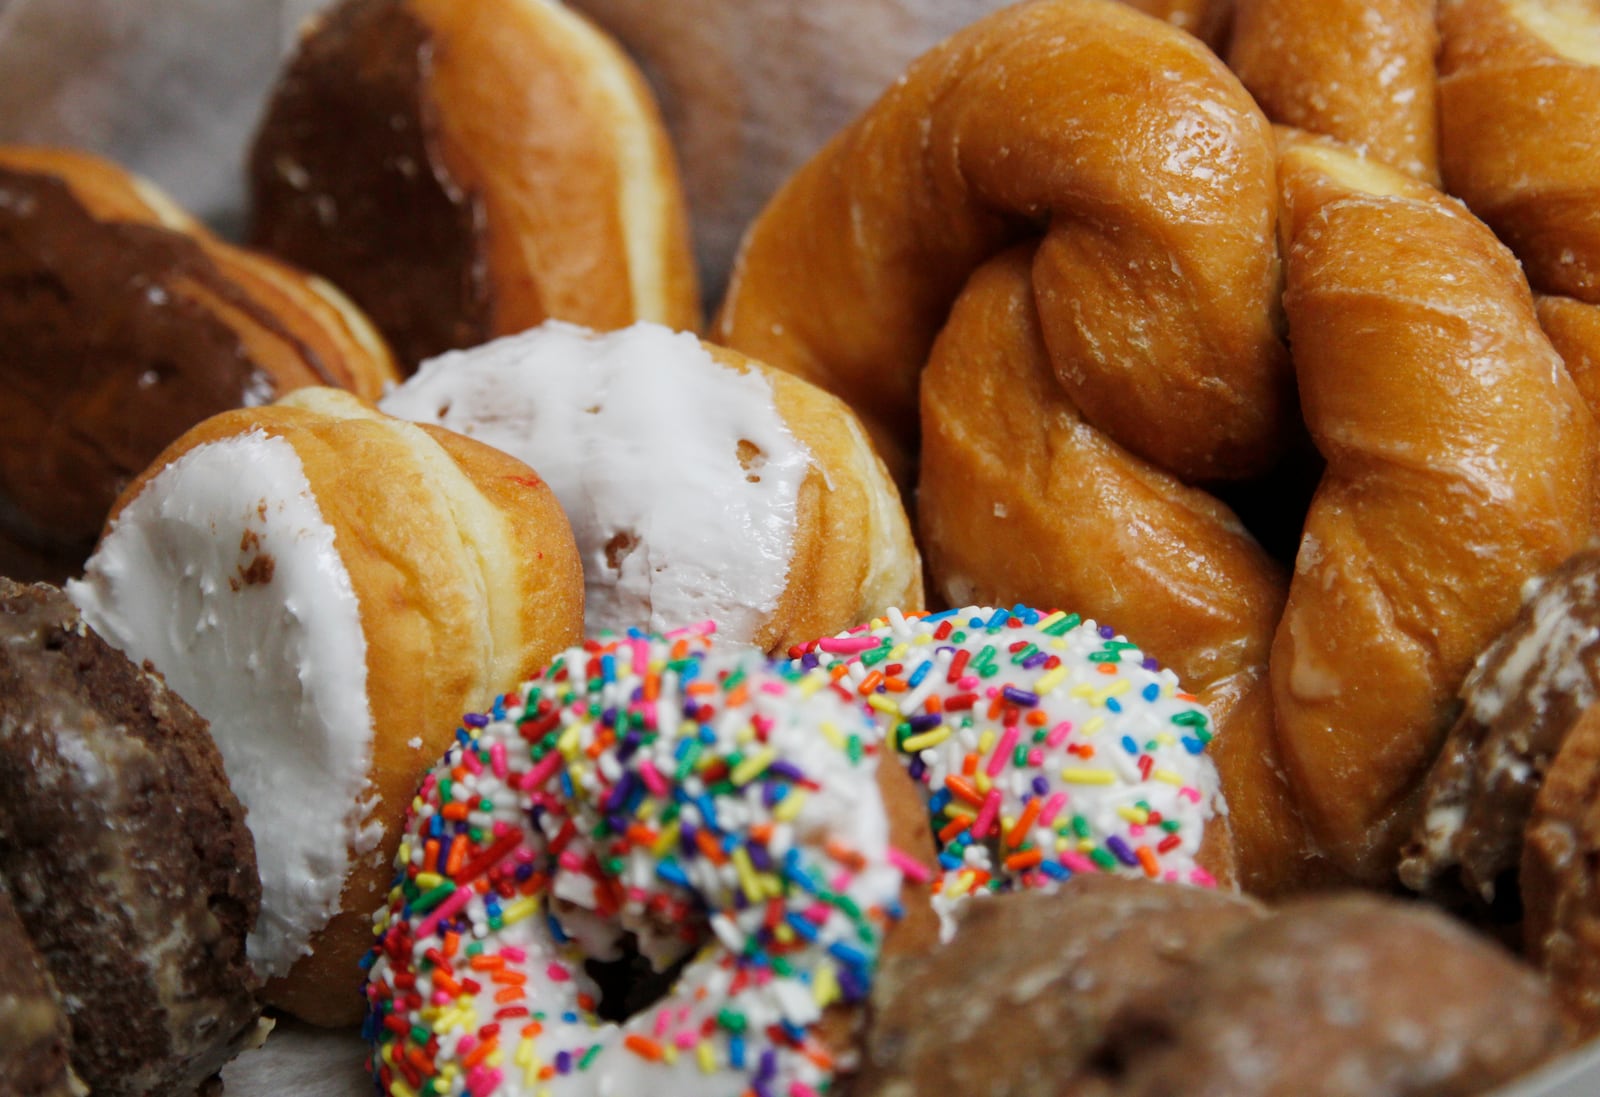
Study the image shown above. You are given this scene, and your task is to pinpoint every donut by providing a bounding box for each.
[0,145,398,586]
[378,321,922,653]
[66,386,585,1026]
[786,605,1237,916]
[0,577,265,1095]
[712,0,1291,490]
[363,626,939,1097]
[1538,294,1600,424]
[859,877,1569,1097]
[248,0,700,374]
[0,877,77,1097]
[1437,0,1600,304]
[1525,699,1600,1033]
[1402,546,1600,903]
[1270,128,1598,884]
[1227,0,1440,182]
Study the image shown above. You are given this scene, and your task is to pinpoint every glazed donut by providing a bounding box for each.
[913,244,1311,894]
[1119,0,1234,49]
[249,0,700,373]
[378,321,922,654]
[712,0,1290,489]
[0,145,398,585]
[1271,129,1599,884]
[1437,0,1600,304]
[1227,0,1440,183]
[786,605,1238,913]
[859,877,1568,1097]
[0,577,265,1095]
[66,386,584,1026]
[1539,294,1600,421]
[1401,546,1600,902]
[364,627,939,1097]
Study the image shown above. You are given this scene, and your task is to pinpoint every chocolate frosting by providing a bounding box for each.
[0,579,263,1097]
[0,167,331,581]
[249,0,491,373]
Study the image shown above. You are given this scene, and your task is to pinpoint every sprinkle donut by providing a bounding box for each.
[786,606,1233,915]
[364,625,931,1097]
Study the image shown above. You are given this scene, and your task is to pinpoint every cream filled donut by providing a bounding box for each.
[66,387,584,1025]
[786,606,1234,919]
[364,626,934,1097]
[379,321,922,653]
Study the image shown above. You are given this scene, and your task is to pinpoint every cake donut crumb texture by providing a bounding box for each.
[0,577,265,1097]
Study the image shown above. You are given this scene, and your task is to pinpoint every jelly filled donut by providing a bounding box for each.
[364,626,938,1097]
[786,606,1235,918]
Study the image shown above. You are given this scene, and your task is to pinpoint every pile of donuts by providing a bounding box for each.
[6,0,1600,1094]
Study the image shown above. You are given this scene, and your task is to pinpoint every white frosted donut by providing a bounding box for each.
[363,626,917,1097]
[786,605,1231,921]
[378,320,922,654]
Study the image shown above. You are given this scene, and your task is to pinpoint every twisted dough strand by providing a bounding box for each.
[713,0,1290,487]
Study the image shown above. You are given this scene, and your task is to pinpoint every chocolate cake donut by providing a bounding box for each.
[859,877,1568,1097]
[0,578,265,1096]
[0,878,77,1097]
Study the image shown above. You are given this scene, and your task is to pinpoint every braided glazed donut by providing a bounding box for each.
[1227,0,1440,182]
[712,0,1290,488]
[787,605,1237,913]
[364,627,938,1097]
[68,387,584,1025]
[1437,0,1600,303]
[1270,129,1598,883]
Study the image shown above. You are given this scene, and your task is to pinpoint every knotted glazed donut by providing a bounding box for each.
[713,0,1291,489]
[1226,0,1600,302]
[1270,129,1598,884]
[364,627,938,1097]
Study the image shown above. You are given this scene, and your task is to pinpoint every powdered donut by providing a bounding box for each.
[785,605,1234,922]
[364,626,936,1097]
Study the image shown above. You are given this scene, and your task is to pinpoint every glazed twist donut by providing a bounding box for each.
[712,0,1291,488]
[1227,0,1440,183]
[1437,0,1600,304]
[364,627,938,1097]
[1225,0,1600,302]
[1270,129,1598,883]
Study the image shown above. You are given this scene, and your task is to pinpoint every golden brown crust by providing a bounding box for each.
[1271,129,1599,884]
[1229,0,1440,183]
[1438,0,1600,304]
[251,0,700,373]
[107,389,583,1025]
[712,0,1290,488]
[1119,0,1235,50]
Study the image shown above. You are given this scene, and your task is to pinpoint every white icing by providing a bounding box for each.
[67,431,376,979]
[380,321,811,643]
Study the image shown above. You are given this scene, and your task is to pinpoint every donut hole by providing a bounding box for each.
[584,937,697,1023]
[736,438,766,483]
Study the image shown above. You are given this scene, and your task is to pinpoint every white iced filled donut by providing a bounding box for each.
[787,605,1236,916]
[363,626,931,1097]
[379,321,922,654]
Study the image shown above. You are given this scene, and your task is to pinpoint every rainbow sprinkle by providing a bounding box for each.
[785,605,1223,924]
[363,626,908,1097]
